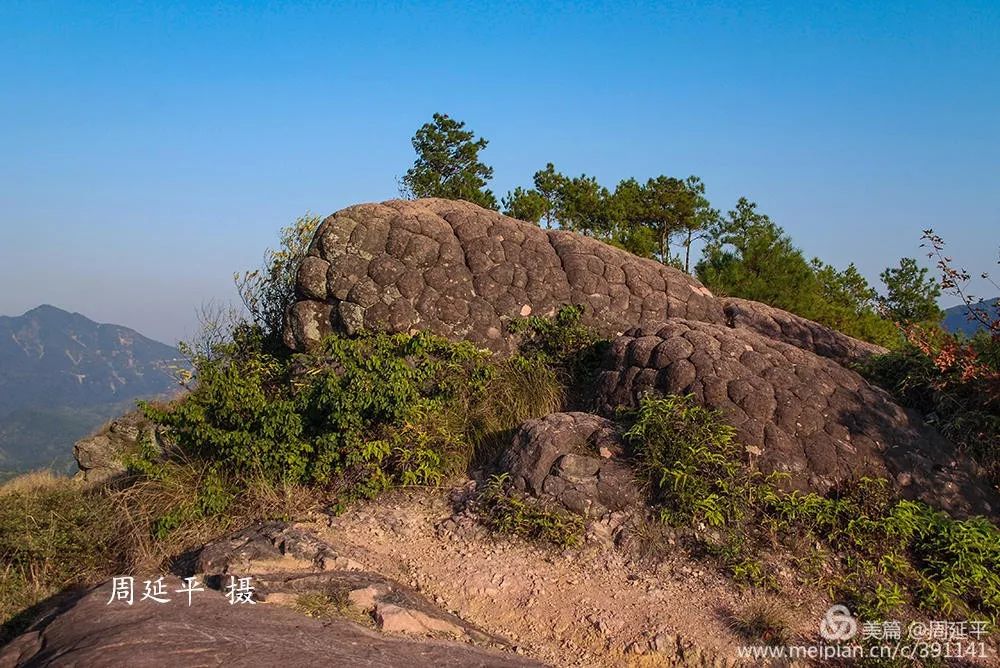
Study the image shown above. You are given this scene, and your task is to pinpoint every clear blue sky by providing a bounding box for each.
[2,1,997,345]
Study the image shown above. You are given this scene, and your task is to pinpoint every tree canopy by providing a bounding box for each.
[878,257,943,325]
[401,113,497,210]
[398,113,942,349]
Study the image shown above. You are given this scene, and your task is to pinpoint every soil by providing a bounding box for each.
[300,486,831,667]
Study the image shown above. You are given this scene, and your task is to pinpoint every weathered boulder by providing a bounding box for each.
[500,412,641,518]
[284,199,884,368]
[595,320,997,517]
[284,198,724,353]
[0,576,542,668]
[723,298,886,365]
[73,410,165,482]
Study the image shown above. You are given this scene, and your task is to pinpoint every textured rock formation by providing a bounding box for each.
[500,412,640,518]
[595,320,996,517]
[73,411,167,482]
[283,198,992,516]
[285,198,884,368]
[0,577,540,668]
[284,198,724,353]
[723,298,887,365]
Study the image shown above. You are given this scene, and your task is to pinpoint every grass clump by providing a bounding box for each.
[508,304,609,408]
[623,394,1000,626]
[0,460,322,643]
[727,597,792,646]
[476,474,584,548]
[293,588,372,625]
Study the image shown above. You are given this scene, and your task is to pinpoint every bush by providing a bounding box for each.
[476,474,584,547]
[623,395,1000,624]
[860,339,1000,483]
[508,304,609,407]
[623,394,745,527]
[143,320,570,503]
[235,213,321,349]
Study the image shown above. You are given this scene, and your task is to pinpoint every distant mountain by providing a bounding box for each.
[942,298,999,336]
[0,305,182,477]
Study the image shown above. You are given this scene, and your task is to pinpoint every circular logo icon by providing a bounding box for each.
[819,605,857,641]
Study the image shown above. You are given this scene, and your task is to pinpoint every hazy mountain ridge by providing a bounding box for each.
[0,305,182,476]
[942,298,999,336]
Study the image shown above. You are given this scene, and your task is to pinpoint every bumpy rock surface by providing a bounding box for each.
[282,198,992,515]
[0,577,541,668]
[500,412,640,518]
[285,198,886,368]
[595,320,996,517]
[73,410,166,482]
[284,198,724,353]
[723,298,886,365]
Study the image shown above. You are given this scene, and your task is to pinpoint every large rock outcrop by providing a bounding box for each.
[284,199,724,354]
[595,320,995,516]
[282,198,995,516]
[285,199,883,368]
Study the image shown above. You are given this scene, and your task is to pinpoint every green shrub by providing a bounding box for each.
[144,318,572,503]
[623,394,745,527]
[624,395,1000,623]
[508,304,609,407]
[476,474,584,547]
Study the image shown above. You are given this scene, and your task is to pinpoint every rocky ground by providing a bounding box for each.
[301,485,829,667]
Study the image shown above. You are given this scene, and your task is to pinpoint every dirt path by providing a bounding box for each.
[301,487,827,667]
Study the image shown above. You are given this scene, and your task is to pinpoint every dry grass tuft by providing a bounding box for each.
[727,596,793,646]
[0,469,72,496]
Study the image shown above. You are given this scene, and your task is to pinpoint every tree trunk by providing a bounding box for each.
[684,229,693,273]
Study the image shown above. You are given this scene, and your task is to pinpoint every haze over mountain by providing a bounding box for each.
[942,298,1000,336]
[0,305,182,478]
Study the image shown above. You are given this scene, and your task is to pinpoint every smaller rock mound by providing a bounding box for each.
[724,298,886,365]
[73,411,166,482]
[500,412,640,518]
[595,319,996,517]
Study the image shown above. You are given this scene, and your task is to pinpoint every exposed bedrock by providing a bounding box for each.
[500,412,640,519]
[594,319,997,517]
[284,198,722,353]
[285,198,882,367]
[722,297,887,366]
[0,576,540,668]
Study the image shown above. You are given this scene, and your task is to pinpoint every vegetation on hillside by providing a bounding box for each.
[621,394,1000,625]
[860,232,1000,484]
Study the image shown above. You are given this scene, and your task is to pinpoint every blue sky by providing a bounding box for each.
[1,1,997,344]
